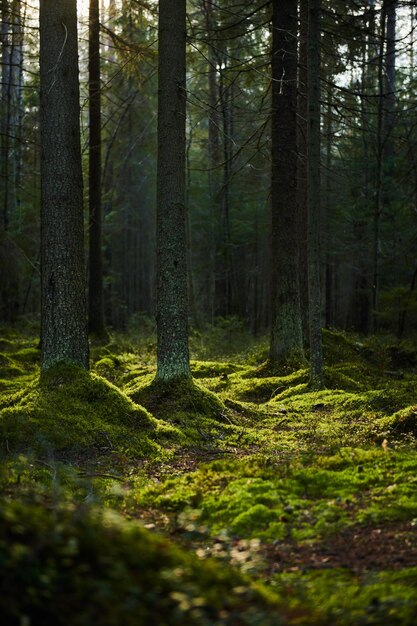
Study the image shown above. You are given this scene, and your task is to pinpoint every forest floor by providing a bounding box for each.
[1,320,417,625]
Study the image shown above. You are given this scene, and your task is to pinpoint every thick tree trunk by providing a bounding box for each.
[307,0,323,387]
[39,0,88,370]
[269,0,304,368]
[88,0,107,339]
[156,0,190,381]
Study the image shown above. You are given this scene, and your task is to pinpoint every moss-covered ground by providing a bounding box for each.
[1,322,417,624]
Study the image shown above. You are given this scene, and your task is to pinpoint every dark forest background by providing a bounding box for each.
[1,0,417,339]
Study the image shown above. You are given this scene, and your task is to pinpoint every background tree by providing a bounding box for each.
[307,0,323,387]
[269,0,304,370]
[88,0,107,340]
[1,0,417,344]
[0,0,23,323]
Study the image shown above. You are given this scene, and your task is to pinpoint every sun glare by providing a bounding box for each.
[77,0,109,17]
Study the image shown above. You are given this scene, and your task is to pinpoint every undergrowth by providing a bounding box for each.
[1,325,417,624]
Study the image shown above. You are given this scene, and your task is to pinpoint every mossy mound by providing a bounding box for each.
[93,355,122,383]
[0,353,24,378]
[12,347,40,364]
[121,365,154,385]
[0,338,16,351]
[128,376,226,423]
[323,329,365,366]
[95,355,121,370]
[0,366,177,458]
[0,496,282,626]
[377,405,417,437]
[267,385,408,416]
[251,350,308,378]
[324,364,367,391]
[190,360,247,379]
[230,369,309,403]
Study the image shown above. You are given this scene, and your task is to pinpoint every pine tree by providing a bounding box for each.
[156,0,191,381]
[39,0,88,371]
[307,0,323,387]
[269,0,305,370]
[88,0,107,340]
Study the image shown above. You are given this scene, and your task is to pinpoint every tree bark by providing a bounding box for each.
[40,0,88,370]
[1,0,11,233]
[372,1,387,331]
[384,0,396,151]
[269,0,304,368]
[307,0,323,387]
[0,0,19,323]
[297,0,309,346]
[88,0,107,339]
[156,0,191,381]
[203,0,221,324]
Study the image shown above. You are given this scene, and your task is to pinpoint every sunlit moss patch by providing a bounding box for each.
[0,365,179,459]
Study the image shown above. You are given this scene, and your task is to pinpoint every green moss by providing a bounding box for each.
[94,356,121,383]
[0,353,24,378]
[0,491,283,626]
[0,338,16,351]
[232,504,277,535]
[133,449,417,546]
[2,327,417,625]
[0,365,178,458]
[95,356,119,370]
[322,329,364,365]
[190,360,246,379]
[121,365,153,384]
[254,350,308,377]
[271,569,417,626]
[12,347,40,363]
[230,370,309,403]
[324,364,366,391]
[128,376,226,423]
[377,405,417,437]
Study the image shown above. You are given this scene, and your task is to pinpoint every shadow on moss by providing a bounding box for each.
[0,489,284,626]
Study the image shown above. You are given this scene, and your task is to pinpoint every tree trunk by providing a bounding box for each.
[203,0,220,324]
[324,85,334,329]
[297,0,309,346]
[384,0,396,151]
[156,0,190,381]
[269,0,304,368]
[216,53,235,317]
[307,0,323,387]
[372,1,387,331]
[1,0,11,233]
[39,0,88,370]
[88,0,107,339]
[0,0,19,323]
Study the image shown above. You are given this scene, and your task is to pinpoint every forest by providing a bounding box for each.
[1,0,417,624]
